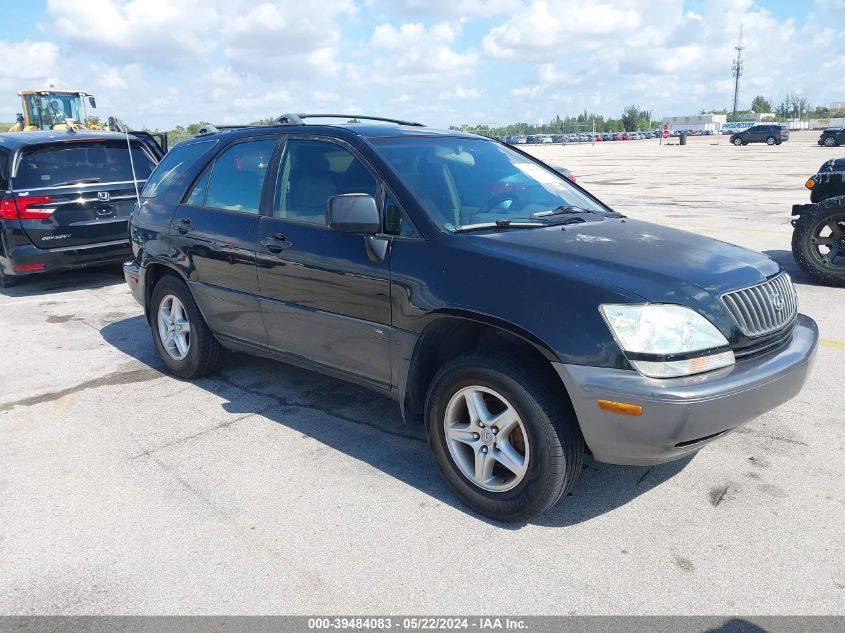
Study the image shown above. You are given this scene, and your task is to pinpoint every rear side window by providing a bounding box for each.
[204,139,277,214]
[14,141,155,190]
[142,140,215,199]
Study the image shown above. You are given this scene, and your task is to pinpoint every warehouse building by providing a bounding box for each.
[662,113,727,132]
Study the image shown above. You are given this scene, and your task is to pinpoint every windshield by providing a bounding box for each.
[23,92,85,130]
[370,136,609,230]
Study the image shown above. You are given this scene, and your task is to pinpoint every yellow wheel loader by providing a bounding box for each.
[8,89,102,132]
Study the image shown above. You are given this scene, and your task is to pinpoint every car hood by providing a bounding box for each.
[466,216,780,300]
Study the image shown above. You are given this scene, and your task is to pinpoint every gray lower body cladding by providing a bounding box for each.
[554,314,818,465]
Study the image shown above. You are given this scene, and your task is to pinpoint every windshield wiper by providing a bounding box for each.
[49,177,102,187]
[453,218,548,233]
[532,204,594,217]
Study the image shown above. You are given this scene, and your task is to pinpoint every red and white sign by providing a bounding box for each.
[662,123,670,139]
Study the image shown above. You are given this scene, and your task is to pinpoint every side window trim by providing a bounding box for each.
[381,182,421,239]
[194,134,281,215]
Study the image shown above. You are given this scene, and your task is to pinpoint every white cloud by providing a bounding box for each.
[0,40,60,82]
[368,0,519,19]
[45,0,218,67]
[219,1,355,78]
[366,21,479,87]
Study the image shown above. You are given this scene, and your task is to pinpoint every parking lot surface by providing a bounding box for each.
[1,131,842,615]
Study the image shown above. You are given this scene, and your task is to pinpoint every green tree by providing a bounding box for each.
[750,95,772,113]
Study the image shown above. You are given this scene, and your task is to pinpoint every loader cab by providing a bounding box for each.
[14,90,95,132]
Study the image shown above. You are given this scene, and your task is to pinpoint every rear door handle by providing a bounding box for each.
[260,233,292,252]
[176,217,193,234]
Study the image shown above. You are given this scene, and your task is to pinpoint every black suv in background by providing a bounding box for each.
[124,114,817,521]
[818,128,845,147]
[0,130,160,287]
[730,124,789,146]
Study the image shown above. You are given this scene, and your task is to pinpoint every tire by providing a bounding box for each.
[791,196,845,287]
[766,136,776,145]
[732,137,743,146]
[150,275,222,378]
[426,352,584,522]
[823,136,838,147]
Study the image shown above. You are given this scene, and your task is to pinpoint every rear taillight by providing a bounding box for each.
[0,196,54,220]
[566,174,577,183]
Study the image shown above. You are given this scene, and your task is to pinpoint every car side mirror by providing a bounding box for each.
[327,194,380,234]
[88,96,97,108]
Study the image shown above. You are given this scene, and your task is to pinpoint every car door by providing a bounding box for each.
[172,136,279,349]
[256,136,392,387]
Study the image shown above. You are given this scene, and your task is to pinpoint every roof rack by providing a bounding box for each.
[276,113,425,127]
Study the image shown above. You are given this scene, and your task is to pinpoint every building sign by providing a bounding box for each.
[722,122,755,131]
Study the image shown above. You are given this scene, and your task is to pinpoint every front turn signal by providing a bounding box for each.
[597,400,643,416]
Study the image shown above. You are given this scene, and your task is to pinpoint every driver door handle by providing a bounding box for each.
[260,233,292,252]
[176,217,193,234]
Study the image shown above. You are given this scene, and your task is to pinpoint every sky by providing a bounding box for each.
[0,0,842,130]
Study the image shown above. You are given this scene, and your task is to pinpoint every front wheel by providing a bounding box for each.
[823,136,838,147]
[150,275,222,378]
[732,137,743,146]
[426,353,584,521]
[791,197,845,287]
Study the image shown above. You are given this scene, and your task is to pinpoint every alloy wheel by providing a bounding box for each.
[443,386,530,492]
[157,294,192,361]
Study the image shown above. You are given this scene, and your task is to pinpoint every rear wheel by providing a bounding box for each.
[426,353,584,522]
[150,275,222,378]
[766,136,776,145]
[792,197,845,287]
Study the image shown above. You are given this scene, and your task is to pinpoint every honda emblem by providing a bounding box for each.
[97,191,110,202]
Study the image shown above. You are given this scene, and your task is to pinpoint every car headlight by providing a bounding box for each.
[600,304,735,378]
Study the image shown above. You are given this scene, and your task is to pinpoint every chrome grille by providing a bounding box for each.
[721,273,798,337]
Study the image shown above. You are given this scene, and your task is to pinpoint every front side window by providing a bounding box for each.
[370,137,608,231]
[15,142,155,190]
[275,139,377,225]
[142,140,215,198]
[205,139,276,214]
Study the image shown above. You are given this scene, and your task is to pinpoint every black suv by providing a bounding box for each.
[730,124,789,146]
[818,128,845,147]
[125,114,817,521]
[0,130,160,287]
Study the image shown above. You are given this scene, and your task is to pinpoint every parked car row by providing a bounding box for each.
[502,131,663,145]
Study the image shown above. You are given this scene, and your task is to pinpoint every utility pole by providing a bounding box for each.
[731,24,744,114]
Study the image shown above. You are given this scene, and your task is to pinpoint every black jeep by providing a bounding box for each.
[791,157,845,286]
[124,114,817,521]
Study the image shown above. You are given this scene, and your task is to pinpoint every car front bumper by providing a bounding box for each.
[553,313,818,465]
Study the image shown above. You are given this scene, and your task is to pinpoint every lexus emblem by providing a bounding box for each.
[97,191,110,202]
[770,292,784,311]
